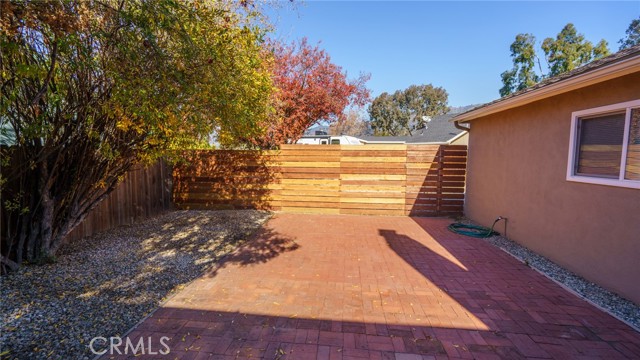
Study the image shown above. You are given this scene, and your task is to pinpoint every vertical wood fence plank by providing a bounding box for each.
[64,160,172,242]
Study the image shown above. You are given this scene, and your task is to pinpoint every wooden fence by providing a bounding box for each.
[173,144,466,217]
[65,160,172,241]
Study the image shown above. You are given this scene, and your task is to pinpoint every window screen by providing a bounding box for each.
[625,108,640,181]
[575,112,625,178]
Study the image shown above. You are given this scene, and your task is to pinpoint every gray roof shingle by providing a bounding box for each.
[360,114,465,143]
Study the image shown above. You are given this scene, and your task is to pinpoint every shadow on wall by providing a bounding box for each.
[406,155,442,217]
[173,150,279,210]
[406,145,466,217]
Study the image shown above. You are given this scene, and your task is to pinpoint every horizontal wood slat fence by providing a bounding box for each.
[173,144,466,217]
[65,160,172,241]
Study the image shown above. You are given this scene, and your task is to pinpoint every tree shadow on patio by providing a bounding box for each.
[0,210,300,359]
[203,223,301,278]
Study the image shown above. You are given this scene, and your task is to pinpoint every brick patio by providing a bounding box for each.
[113,214,640,359]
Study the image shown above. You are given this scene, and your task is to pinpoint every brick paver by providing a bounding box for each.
[109,214,640,359]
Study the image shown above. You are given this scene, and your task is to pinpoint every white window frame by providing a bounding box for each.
[566,99,640,189]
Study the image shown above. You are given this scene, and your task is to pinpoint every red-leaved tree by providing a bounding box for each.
[245,38,370,148]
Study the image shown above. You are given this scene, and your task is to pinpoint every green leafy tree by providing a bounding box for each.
[368,92,404,136]
[499,34,541,97]
[369,84,449,136]
[593,39,611,58]
[500,23,611,96]
[0,0,273,269]
[542,23,610,77]
[619,17,640,50]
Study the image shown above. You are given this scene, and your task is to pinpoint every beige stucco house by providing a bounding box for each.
[453,45,640,304]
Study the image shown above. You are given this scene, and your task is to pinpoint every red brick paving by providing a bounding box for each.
[104,214,640,359]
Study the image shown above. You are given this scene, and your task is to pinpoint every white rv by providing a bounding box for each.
[296,135,363,145]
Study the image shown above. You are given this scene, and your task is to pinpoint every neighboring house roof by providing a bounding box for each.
[360,114,466,144]
[453,44,640,123]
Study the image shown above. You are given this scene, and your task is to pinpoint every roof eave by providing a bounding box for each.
[453,54,640,123]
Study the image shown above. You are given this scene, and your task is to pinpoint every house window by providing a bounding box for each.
[331,139,341,144]
[567,99,640,189]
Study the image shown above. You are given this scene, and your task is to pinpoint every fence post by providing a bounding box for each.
[436,146,444,216]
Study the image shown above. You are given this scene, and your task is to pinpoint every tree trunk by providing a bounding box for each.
[26,221,39,262]
[37,161,55,260]
[15,213,29,264]
[1,256,19,273]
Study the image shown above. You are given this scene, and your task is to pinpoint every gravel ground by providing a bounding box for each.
[0,210,271,360]
[458,219,640,330]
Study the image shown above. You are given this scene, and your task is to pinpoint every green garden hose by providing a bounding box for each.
[448,217,503,238]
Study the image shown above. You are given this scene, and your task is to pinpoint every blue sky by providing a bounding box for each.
[266,1,639,107]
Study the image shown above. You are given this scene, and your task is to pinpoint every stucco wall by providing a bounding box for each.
[465,72,640,304]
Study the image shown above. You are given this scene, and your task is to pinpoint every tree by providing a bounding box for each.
[368,93,404,136]
[329,108,369,136]
[0,0,273,269]
[619,17,640,50]
[368,84,449,136]
[499,34,541,97]
[241,38,370,149]
[500,23,611,96]
[542,23,610,77]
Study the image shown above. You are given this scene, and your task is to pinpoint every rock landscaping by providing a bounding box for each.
[0,210,271,360]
